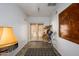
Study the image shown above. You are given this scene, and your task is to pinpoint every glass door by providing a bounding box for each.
[30,23,44,41]
[30,24,38,41]
[38,24,44,40]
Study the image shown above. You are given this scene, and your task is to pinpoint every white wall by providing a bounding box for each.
[51,3,79,56]
[0,4,29,56]
[28,17,50,25]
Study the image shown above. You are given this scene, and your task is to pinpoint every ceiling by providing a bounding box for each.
[18,3,56,17]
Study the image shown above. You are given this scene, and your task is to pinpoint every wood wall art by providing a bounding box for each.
[59,3,79,44]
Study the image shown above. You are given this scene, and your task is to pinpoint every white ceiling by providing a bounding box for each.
[18,3,56,17]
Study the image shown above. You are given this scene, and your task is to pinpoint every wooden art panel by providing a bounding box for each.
[59,3,79,44]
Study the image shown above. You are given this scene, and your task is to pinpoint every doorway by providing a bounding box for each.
[30,23,44,41]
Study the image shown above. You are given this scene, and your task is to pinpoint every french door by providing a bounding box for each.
[30,23,44,41]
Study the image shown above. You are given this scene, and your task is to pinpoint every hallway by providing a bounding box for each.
[16,41,60,56]
[0,3,79,56]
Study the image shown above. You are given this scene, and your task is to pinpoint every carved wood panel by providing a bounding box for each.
[59,3,79,44]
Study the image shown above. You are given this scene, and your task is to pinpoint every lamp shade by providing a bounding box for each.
[0,27,17,48]
[0,28,3,37]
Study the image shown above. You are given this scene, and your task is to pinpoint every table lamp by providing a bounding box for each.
[0,27,18,52]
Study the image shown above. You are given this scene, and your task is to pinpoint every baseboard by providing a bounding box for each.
[53,47,61,56]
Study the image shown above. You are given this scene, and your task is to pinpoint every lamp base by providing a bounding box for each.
[0,43,18,53]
